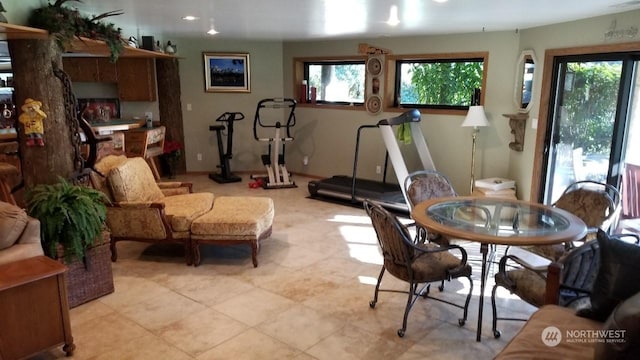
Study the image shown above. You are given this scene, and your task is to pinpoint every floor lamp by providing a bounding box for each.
[461,105,489,194]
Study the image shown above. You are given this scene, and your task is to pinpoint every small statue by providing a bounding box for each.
[128,36,138,48]
[165,41,176,54]
[154,40,164,53]
[19,98,47,147]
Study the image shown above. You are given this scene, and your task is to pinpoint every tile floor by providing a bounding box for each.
[37,174,537,360]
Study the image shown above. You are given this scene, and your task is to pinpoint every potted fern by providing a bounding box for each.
[25,177,114,307]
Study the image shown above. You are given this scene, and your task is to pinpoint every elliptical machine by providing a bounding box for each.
[251,98,297,189]
[209,112,244,183]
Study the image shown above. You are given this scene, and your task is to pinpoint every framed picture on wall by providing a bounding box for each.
[203,52,251,93]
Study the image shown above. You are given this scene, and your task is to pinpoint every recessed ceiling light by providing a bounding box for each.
[433,0,449,3]
[207,28,219,35]
[182,15,199,21]
[386,5,400,26]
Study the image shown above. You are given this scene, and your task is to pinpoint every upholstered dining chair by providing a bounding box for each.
[490,231,639,339]
[403,170,457,245]
[364,199,473,337]
[526,180,621,261]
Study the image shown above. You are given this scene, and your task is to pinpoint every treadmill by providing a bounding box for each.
[308,109,436,213]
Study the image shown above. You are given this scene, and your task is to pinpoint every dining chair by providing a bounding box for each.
[403,170,457,245]
[526,180,621,261]
[490,232,639,339]
[364,199,473,337]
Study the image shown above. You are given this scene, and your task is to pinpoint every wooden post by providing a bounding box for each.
[8,38,74,188]
[155,58,185,174]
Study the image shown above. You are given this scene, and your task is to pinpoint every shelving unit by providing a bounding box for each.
[0,23,48,40]
[1,22,175,59]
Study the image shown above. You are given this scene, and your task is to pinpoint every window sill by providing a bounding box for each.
[296,103,365,111]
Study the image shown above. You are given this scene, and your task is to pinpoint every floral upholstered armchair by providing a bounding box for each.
[90,155,214,265]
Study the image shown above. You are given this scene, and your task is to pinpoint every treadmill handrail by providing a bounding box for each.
[377,108,421,126]
[351,124,382,202]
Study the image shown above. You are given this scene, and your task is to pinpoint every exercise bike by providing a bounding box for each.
[251,98,297,189]
[208,112,244,183]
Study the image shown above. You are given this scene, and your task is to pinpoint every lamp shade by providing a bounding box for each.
[461,105,489,128]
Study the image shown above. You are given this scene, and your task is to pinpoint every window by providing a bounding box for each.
[302,60,365,104]
[391,53,487,111]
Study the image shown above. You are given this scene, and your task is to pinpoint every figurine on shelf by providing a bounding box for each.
[128,36,138,48]
[165,41,176,54]
[19,98,47,147]
[154,40,164,53]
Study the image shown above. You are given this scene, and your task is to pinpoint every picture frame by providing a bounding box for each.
[203,52,251,93]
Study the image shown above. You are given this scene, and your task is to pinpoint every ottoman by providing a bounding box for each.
[191,196,274,267]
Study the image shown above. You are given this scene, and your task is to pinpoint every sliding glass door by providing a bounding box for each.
[541,53,639,205]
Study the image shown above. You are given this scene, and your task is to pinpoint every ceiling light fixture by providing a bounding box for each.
[182,15,199,21]
[386,5,400,26]
[207,18,219,35]
[433,0,449,3]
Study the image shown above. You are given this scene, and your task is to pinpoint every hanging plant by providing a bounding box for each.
[28,0,125,62]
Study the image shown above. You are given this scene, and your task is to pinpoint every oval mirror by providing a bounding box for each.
[514,50,537,112]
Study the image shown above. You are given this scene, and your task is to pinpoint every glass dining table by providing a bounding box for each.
[411,196,587,342]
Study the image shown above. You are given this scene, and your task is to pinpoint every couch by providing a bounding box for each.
[495,231,640,359]
[0,200,44,266]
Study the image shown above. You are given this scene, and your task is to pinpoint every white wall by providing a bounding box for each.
[513,10,640,200]
[174,38,284,173]
[282,32,519,195]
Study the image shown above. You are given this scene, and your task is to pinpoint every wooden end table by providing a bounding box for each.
[0,256,75,359]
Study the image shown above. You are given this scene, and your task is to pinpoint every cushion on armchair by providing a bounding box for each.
[577,230,640,321]
[0,201,29,250]
[108,157,165,203]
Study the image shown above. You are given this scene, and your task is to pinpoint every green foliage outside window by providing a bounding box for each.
[559,61,621,155]
[398,60,483,107]
[306,62,365,103]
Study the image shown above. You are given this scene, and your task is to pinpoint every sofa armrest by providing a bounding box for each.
[545,261,562,305]
[18,217,42,246]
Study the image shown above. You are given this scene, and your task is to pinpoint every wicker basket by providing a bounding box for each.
[58,231,114,308]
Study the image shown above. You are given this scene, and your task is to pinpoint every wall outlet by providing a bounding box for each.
[303,155,309,165]
[187,103,192,111]
[197,153,202,161]
[144,111,153,121]
[376,165,382,174]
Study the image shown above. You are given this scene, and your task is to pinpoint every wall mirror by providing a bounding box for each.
[514,49,537,112]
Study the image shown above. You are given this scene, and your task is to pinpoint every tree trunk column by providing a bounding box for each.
[8,39,74,188]
[156,58,185,175]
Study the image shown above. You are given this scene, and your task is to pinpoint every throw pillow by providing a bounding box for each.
[594,291,640,359]
[0,201,29,250]
[577,230,640,321]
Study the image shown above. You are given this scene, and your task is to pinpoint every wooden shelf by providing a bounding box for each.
[0,23,174,59]
[0,23,48,40]
[67,37,176,59]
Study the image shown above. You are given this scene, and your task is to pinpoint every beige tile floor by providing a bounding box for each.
[37,174,537,360]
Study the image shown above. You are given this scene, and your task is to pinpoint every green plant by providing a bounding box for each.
[26,177,108,262]
[28,0,125,62]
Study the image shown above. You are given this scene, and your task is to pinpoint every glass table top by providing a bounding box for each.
[425,198,572,238]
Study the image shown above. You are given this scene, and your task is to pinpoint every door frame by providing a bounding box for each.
[530,41,640,202]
